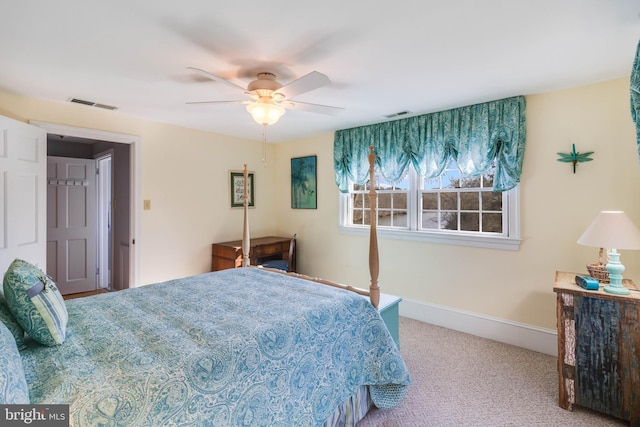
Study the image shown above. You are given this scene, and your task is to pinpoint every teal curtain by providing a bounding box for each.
[630,39,640,161]
[334,96,526,192]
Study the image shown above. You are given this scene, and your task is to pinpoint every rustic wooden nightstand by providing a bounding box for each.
[554,271,639,425]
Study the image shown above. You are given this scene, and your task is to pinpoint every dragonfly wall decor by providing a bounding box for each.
[557,144,594,173]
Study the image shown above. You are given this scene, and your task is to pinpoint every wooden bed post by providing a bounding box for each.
[241,164,250,267]
[368,146,380,309]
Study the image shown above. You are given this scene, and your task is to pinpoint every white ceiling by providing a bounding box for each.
[2,1,639,143]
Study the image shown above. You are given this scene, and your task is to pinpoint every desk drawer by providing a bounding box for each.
[254,243,284,257]
[212,245,240,259]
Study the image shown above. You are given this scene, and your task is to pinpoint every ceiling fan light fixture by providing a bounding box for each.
[246,101,285,126]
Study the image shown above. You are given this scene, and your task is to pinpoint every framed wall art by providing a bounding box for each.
[230,170,254,208]
[291,155,317,209]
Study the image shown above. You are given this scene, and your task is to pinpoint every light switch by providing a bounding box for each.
[143,200,151,210]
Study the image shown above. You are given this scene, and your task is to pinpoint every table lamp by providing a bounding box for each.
[577,211,640,295]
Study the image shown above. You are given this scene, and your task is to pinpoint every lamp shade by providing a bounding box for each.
[246,102,285,126]
[577,211,640,250]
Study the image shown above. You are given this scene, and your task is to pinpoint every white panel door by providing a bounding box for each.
[0,116,47,275]
[47,157,97,294]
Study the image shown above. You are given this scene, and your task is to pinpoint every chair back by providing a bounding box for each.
[288,234,297,273]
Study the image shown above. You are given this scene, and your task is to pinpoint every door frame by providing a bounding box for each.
[95,149,114,290]
[31,121,141,288]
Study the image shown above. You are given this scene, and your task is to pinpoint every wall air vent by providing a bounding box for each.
[93,103,118,111]
[384,110,412,119]
[67,98,118,111]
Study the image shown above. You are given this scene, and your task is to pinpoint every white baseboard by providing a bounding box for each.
[400,298,558,357]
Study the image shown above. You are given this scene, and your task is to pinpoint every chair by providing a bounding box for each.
[261,234,296,272]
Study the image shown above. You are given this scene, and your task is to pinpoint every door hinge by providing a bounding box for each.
[96,267,99,275]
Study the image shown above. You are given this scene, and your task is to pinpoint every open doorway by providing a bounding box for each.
[34,121,139,292]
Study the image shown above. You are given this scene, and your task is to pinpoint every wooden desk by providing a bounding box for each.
[212,236,293,271]
[554,271,639,425]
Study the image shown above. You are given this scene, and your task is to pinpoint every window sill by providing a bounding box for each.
[338,225,521,251]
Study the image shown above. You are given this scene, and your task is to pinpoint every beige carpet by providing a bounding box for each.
[358,317,627,426]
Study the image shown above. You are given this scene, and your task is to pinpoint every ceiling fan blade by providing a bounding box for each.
[186,67,247,93]
[186,100,251,105]
[276,71,331,99]
[284,100,344,115]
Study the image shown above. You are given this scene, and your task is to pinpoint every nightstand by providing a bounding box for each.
[554,271,639,425]
[378,293,402,349]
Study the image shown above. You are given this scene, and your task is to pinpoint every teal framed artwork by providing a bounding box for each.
[291,155,317,209]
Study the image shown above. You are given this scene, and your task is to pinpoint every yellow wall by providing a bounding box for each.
[274,77,640,330]
[1,76,638,330]
[0,91,278,285]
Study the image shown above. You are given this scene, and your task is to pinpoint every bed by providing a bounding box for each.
[0,147,410,426]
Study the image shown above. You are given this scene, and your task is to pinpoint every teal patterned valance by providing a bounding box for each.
[630,38,640,161]
[334,96,526,192]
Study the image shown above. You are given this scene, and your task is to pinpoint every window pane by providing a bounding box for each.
[353,209,364,224]
[460,212,479,231]
[422,212,439,229]
[353,194,364,209]
[440,193,457,210]
[393,193,407,208]
[422,177,440,190]
[483,213,502,233]
[460,176,482,189]
[393,211,408,227]
[378,210,392,226]
[460,192,479,210]
[482,191,502,211]
[442,169,459,189]
[441,212,458,230]
[392,176,410,190]
[353,183,365,191]
[422,193,438,210]
[378,193,391,209]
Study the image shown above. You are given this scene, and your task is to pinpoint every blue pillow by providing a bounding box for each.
[0,293,25,349]
[0,322,29,404]
[3,259,68,346]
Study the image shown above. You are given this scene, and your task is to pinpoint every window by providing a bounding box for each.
[339,160,521,250]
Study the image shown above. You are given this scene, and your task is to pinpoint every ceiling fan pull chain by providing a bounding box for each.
[262,124,268,167]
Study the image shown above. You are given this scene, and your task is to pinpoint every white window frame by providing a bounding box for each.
[338,169,521,251]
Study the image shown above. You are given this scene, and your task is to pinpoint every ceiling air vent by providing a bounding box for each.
[384,110,412,119]
[67,98,118,111]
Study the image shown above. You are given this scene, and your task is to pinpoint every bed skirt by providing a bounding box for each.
[323,385,374,426]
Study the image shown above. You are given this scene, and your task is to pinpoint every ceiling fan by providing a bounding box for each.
[186,67,344,126]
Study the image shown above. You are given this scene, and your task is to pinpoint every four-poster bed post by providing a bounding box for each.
[241,164,250,267]
[368,146,380,309]
[240,146,381,309]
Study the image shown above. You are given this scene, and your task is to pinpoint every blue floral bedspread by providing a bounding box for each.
[20,268,410,426]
